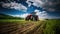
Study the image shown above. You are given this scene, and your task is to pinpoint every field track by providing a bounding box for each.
[0,21,45,34]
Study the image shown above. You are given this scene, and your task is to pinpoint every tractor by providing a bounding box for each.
[25,12,39,21]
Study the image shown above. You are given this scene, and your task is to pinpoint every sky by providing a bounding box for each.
[0,0,60,19]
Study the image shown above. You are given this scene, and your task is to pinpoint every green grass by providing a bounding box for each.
[0,19,24,22]
[0,19,41,25]
[44,19,60,34]
[0,19,60,34]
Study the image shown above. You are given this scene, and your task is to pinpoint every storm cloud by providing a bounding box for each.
[26,0,60,11]
[0,0,60,12]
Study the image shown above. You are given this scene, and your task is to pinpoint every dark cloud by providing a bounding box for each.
[0,0,28,7]
[0,0,27,12]
[0,0,27,3]
[42,0,60,11]
[0,0,60,12]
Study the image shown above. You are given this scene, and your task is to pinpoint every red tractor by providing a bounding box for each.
[25,12,39,21]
